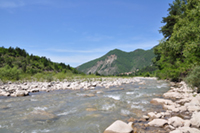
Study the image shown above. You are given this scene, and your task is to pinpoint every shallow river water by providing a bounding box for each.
[0,78,170,133]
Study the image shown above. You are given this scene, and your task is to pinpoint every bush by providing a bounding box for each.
[185,66,200,93]
[0,65,21,80]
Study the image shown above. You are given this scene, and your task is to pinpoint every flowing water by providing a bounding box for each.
[0,78,170,133]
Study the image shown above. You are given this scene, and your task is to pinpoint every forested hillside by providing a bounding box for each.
[77,48,155,75]
[0,47,79,81]
[153,0,200,90]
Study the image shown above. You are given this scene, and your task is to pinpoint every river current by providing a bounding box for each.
[0,78,170,133]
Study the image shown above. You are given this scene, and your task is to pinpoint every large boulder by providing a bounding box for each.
[168,116,185,128]
[190,111,200,128]
[148,119,168,127]
[104,120,133,133]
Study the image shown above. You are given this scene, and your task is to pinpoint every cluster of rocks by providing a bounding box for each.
[0,77,149,97]
[104,81,200,133]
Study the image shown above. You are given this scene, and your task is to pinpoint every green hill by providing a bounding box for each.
[0,46,79,81]
[77,48,155,75]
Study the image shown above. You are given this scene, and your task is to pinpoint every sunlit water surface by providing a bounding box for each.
[0,78,170,133]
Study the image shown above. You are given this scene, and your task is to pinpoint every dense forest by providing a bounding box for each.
[0,47,80,81]
[153,0,200,91]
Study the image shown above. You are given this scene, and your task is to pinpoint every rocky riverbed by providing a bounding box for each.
[0,77,150,97]
[104,81,200,133]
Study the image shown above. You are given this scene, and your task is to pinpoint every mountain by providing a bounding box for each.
[77,48,155,75]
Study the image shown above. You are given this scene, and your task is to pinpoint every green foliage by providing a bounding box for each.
[0,65,21,80]
[159,0,187,39]
[0,46,80,81]
[185,66,200,92]
[154,0,200,81]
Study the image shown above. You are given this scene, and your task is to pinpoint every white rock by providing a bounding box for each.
[148,119,168,127]
[12,90,29,97]
[150,98,174,105]
[170,127,200,133]
[168,116,185,128]
[163,105,179,112]
[163,91,183,99]
[148,112,156,118]
[104,120,133,133]
[184,120,191,127]
[191,111,200,128]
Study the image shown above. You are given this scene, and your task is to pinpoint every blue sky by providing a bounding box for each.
[0,0,174,67]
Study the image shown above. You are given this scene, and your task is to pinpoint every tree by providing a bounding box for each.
[154,0,200,81]
[159,0,187,40]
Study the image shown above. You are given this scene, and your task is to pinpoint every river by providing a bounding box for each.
[0,78,170,133]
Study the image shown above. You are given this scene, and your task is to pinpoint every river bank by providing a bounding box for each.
[104,81,200,133]
[0,77,156,97]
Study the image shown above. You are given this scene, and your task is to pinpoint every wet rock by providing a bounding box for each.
[190,111,200,128]
[168,116,185,128]
[104,120,133,133]
[148,119,168,127]
[170,127,200,133]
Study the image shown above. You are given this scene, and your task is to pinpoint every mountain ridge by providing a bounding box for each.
[77,48,155,75]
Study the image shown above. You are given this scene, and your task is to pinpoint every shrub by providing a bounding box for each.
[185,66,200,93]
